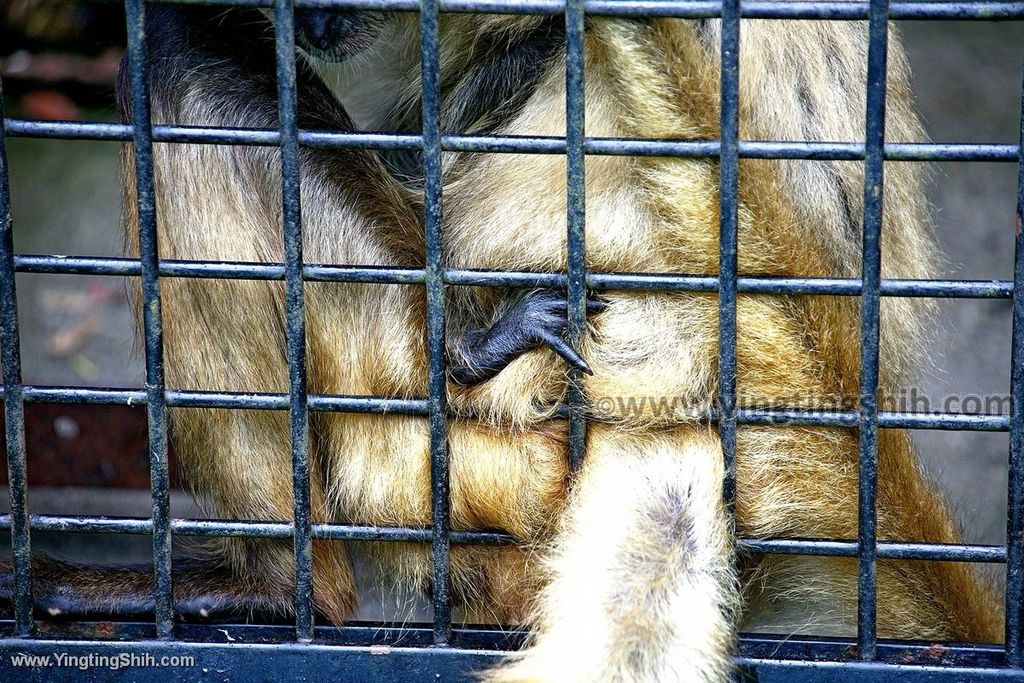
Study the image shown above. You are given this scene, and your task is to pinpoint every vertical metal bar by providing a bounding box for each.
[565,0,587,473]
[420,0,451,646]
[273,0,314,643]
[124,0,173,639]
[857,0,890,661]
[0,77,33,637]
[718,0,740,512]
[1005,60,1024,668]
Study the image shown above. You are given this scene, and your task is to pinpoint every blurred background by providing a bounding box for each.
[0,1,1023,623]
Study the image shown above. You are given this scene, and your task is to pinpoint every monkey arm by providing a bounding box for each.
[448,289,606,386]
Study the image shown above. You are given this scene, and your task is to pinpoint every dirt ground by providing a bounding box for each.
[2,19,1023,619]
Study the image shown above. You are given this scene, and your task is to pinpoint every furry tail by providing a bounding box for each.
[0,551,293,622]
[484,427,737,683]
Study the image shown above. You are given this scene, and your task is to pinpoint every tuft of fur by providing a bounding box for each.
[482,427,738,683]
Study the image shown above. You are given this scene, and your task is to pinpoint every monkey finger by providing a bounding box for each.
[556,294,608,315]
[537,330,593,376]
[546,296,607,316]
[522,290,606,321]
[586,296,609,314]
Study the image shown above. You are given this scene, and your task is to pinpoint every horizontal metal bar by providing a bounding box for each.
[732,658,1024,682]
[0,386,1009,431]
[874,411,1009,431]
[2,513,1005,563]
[152,0,1024,21]
[444,268,565,288]
[18,386,148,406]
[0,624,1016,681]
[13,254,426,284]
[584,272,1014,298]
[12,255,1015,299]
[0,620,1008,664]
[0,624,1014,680]
[0,514,513,545]
[739,538,1007,563]
[2,387,429,414]
[736,408,1010,431]
[4,120,1018,162]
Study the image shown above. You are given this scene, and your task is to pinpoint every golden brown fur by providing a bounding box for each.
[113,7,1001,682]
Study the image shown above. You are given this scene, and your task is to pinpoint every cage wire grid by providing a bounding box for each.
[1,0,1024,680]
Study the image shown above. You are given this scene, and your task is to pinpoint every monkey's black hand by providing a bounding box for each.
[449,289,607,386]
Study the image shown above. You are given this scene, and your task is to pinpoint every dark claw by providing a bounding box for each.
[448,289,607,385]
[537,329,593,375]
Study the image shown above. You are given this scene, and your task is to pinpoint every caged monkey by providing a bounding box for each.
[4,3,1005,681]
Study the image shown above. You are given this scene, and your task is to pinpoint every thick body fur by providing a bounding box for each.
[105,6,1003,681]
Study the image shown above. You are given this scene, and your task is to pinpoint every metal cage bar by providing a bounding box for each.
[0,383,1016,431]
[0,71,33,638]
[6,252,1023,300]
[718,0,740,511]
[1007,59,1024,669]
[0,511,1008,562]
[1,0,1023,679]
[419,0,453,646]
[126,0,1024,21]
[123,0,174,639]
[270,0,317,642]
[565,0,587,473]
[7,118,1024,162]
[855,0,890,661]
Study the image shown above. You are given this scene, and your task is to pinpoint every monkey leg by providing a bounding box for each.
[449,289,607,386]
[116,5,394,627]
[735,426,1003,643]
[482,425,737,683]
[0,553,294,622]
